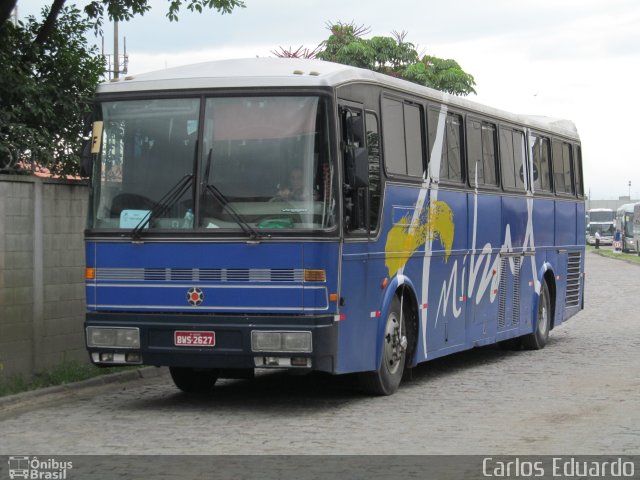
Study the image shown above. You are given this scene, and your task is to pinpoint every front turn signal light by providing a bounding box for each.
[304,269,326,282]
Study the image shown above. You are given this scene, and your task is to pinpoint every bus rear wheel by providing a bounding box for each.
[360,296,407,395]
[169,367,219,393]
[522,281,550,350]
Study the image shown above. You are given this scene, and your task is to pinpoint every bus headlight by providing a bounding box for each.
[87,327,140,348]
[282,332,312,352]
[251,331,312,353]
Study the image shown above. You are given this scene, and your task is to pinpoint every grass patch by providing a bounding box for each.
[587,245,640,264]
[0,361,140,398]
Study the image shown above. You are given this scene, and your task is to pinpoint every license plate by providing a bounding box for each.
[174,331,215,347]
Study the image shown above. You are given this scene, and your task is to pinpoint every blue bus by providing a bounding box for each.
[84,58,585,395]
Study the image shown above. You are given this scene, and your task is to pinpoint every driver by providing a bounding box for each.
[276,167,309,201]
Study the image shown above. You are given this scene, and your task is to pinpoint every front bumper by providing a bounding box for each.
[85,312,337,373]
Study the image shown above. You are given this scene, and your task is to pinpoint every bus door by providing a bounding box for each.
[336,101,380,373]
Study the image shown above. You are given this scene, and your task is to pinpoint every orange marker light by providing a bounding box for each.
[304,269,326,282]
[381,277,389,289]
[85,268,96,280]
[329,293,338,302]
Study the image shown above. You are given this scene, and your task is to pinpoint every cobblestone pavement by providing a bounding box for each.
[1,251,638,455]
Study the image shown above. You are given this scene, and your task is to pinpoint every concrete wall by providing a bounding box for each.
[0,175,88,378]
[587,197,639,211]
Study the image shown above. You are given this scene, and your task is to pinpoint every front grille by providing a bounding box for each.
[96,267,304,283]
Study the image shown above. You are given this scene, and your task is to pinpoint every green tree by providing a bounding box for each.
[0,1,245,44]
[403,55,476,96]
[275,22,476,96]
[0,6,104,175]
[0,0,245,176]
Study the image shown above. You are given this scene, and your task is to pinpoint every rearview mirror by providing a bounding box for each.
[346,145,369,188]
[80,139,93,178]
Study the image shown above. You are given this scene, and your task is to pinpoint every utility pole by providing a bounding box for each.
[113,19,119,80]
[102,19,128,80]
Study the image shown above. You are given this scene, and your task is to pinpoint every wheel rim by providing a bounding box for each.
[383,311,405,375]
[538,290,549,336]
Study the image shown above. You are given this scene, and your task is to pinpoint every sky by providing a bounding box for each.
[16,0,640,200]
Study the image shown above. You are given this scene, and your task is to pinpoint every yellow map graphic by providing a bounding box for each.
[385,200,454,278]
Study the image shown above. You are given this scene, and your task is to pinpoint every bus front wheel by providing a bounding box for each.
[522,281,550,350]
[359,296,407,395]
[169,367,219,393]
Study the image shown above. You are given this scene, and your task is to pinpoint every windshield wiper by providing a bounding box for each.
[131,173,193,239]
[203,182,262,240]
[202,148,262,240]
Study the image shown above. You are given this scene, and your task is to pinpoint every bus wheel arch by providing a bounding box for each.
[396,284,419,369]
[543,269,557,331]
[522,272,554,350]
[360,282,418,395]
[536,264,557,329]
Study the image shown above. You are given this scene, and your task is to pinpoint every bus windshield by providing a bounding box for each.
[90,95,336,233]
[589,210,614,222]
[589,223,615,236]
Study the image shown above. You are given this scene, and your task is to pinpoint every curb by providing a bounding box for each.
[588,248,640,266]
[0,366,167,411]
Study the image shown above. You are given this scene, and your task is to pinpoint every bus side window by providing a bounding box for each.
[481,122,498,186]
[467,119,498,187]
[574,145,584,197]
[467,120,482,185]
[365,112,382,233]
[531,134,552,193]
[404,103,424,177]
[445,114,464,183]
[562,141,575,195]
[552,139,575,195]
[514,130,527,190]
[500,128,515,189]
[382,97,425,178]
[428,108,464,184]
[552,140,565,193]
[499,128,527,191]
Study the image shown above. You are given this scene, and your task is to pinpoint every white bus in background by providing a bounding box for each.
[587,208,615,246]
[615,203,638,253]
[633,203,640,256]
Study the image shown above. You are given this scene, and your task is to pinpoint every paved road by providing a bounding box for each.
[1,251,638,456]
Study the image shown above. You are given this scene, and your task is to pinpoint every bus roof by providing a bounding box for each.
[98,58,579,140]
[617,203,640,213]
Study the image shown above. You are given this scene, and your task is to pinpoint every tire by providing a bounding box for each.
[360,296,408,395]
[522,281,550,350]
[169,367,219,393]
